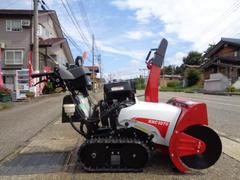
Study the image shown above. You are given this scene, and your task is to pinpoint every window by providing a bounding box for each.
[5,50,23,65]
[38,24,44,36]
[38,24,50,38]
[234,50,240,58]
[38,24,48,37]
[6,20,23,32]
[45,29,50,37]
[234,51,238,57]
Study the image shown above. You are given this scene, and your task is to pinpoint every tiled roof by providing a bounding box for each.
[203,37,240,59]
[221,38,240,46]
[0,9,54,16]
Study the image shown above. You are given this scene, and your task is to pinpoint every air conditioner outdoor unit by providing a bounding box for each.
[21,20,31,26]
[0,42,5,49]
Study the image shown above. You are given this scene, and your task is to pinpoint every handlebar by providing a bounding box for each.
[31,72,55,78]
[31,70,66,90]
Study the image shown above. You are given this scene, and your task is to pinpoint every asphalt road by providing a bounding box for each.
[138,91,240,140]
[0,94,64,161]
[0,91,239,179]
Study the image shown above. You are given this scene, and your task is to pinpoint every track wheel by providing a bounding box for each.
[121,144,148,169]
[79,144,109,168]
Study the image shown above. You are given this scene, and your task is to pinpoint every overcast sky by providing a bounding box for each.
[1,0,240,79]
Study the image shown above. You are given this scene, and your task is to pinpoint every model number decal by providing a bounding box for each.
[148,119,169,126]
[133,117,170,138]
[111,86,124,91]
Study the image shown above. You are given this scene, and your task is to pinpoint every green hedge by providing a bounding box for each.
[167,81,181,88]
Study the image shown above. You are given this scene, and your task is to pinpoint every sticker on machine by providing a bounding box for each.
[111,86,124,91]
[132,117,170,138]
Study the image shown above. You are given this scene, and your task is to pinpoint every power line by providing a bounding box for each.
[77,0,93,35]
[197,1,240,50]
[64,0,101,69]
[40,1,83,52]
[40,1,95,64]
[41,0,98,65]
[197,0,240,37]
[60,0,92,50]
[76,0,100,55]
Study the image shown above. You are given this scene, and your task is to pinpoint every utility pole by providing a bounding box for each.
[92,34,95,91]
[33,0,39,72]
[139,68,148,84]
[97,55,102,87]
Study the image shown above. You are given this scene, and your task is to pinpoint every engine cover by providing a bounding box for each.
[104,81,135,102]
[118,100,181,146]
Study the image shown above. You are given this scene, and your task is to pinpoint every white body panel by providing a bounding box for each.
[118,99,181,146]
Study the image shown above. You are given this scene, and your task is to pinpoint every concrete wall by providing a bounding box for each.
[204,73,230,91]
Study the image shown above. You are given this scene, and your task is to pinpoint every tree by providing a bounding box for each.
[165,65,174,75]
[175,64,185,76]
[161,64,185,76]
[183,51,202,65]
[204,44,216,54]
[185,69,201,87]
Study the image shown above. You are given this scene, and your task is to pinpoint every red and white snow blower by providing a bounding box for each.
[32,38,222,173]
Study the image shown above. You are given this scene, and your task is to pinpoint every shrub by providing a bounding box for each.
[185,69,201,87]
[135,78,145,90]
[167,81,181,88]
[227,86,236,92]
[0,86,11,95]
[42,82,55,94]
[26,91,35,98]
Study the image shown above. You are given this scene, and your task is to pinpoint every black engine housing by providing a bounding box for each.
[100,81,136,128]
[103,81,135,102]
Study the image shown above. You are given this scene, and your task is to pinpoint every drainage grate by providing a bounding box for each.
[0,152,68,175]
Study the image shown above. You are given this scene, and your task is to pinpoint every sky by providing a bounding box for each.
[1,0,240,79]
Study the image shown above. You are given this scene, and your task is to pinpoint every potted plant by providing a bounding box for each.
[0,86,12,102]
[25,91,35,99]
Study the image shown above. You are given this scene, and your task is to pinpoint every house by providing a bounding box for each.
[201,38,240,91]
[0,9,73,95]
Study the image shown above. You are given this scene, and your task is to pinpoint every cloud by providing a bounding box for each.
[112,0,240,51]
[125,30,154,40]
[96,40,146,60]
[166,51,187,66]
[106,66,141,80]
[130,59,141,65]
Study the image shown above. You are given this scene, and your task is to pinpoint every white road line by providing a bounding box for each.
[157,92,240,107]
[173,94,239,103]
[220,136,240,162]
[189,98,240,107]
[163,95,240,108]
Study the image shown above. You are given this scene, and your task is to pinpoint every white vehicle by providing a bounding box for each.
[32,38,222,173]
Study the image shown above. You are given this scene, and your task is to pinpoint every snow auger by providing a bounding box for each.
[32,38,222,173]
